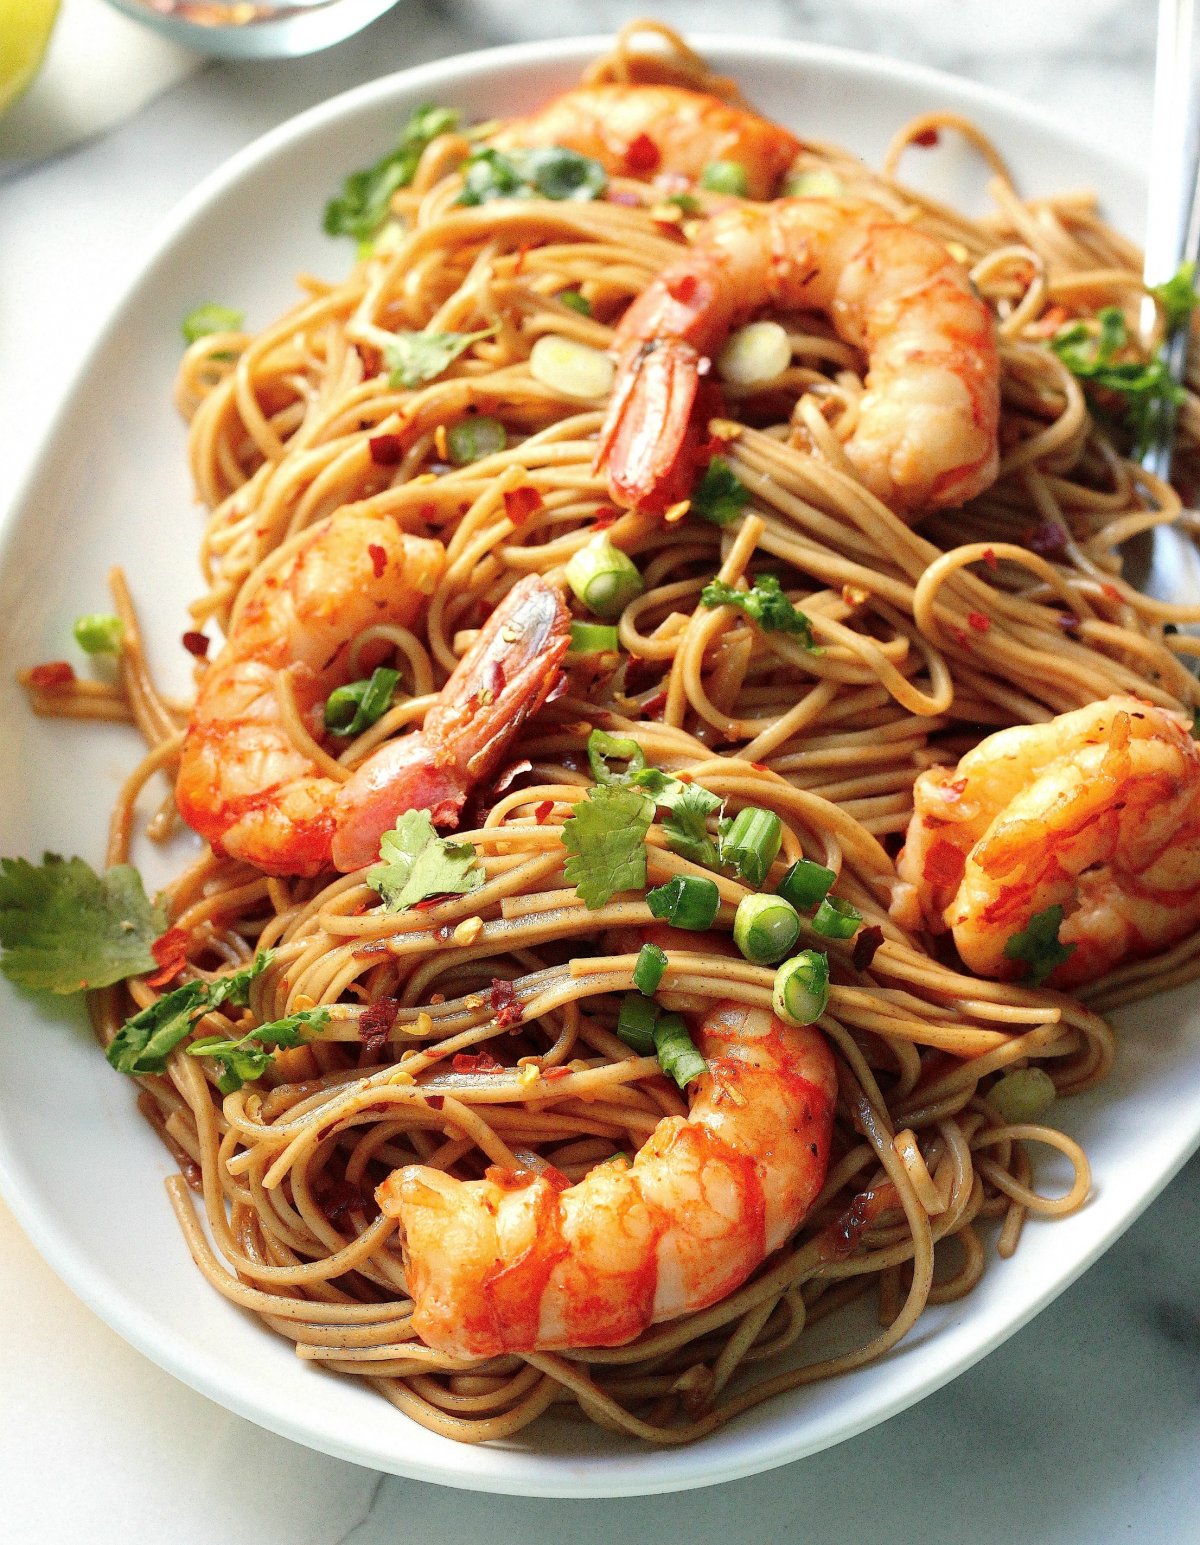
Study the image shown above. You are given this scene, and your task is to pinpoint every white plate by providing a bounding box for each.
[0,35,1196,1499]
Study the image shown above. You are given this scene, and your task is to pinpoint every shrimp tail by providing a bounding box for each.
[331,575,571,871]
[595,339,703,512]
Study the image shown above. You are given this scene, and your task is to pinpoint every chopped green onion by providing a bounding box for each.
[73,613,124,654]
[446,416,506,465]
[717,321,792,388]
[617,992,659,1055]
[989,1067,1057,1123]
[568,621,620,655]
[529,335,615,399]
[784,167,844,198]
[646,874,720,931]
[182,303,244,344]
[653,1011,708,1088]
[812,895,862,939]
[564,532,644,617]
[633,941,668,994]
[558,289,592,316]
[324,667,400,737]
[773,950,830,1026]
[776,859,835,910]
[587,728,646,784]
[701,159,749,196]
[721,806,783,887]
[733,893,802,965]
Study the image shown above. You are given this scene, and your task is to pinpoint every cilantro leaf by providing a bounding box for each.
[188,1007,329,1094]
[1049,305,1185,454]
[382,325,497,389]
[701,574,816,647]
[1150,261,1198,333]
[0,854,168,994]
[106,953,273,1076]
[1003,905,1076,986]
[324,104,461,244]
[561,784,654,908]
[457,145,608,207]
[691,456,748,526]
[658,780,723,868]
[367,810,484,911]
[181,304,244,345]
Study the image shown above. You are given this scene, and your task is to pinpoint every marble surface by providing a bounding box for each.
[2,1,1199,1539]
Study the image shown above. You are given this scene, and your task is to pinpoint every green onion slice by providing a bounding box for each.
[633,941,667,995]
[646,874,720,931]
[733,893,802,965]
[73,614,124,654]
[721,806,783,887]
[568,621,620,656]
[564,532,644,618]
[617,993,659,1055]
[989,1067,1057,1123]
[812,895,862,939]
[776,859,836,910]
[653,1011,708,1089]
[324,667,400,737]
[558,289,592,316]
[701,160,749,196]
[773,950,830,1026]
[446,416,506,465]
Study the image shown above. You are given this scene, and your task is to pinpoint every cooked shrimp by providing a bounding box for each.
[176,513,445,878]
[596,198,1000,517]
[331,574,571,871]
[377,1001,836,1356]
[895,696,1200,989]
[493,83,802,200]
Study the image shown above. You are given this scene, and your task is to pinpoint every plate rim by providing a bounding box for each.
[0,32,1183,1499]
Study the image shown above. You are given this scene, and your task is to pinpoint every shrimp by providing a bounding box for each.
[492,83,802,201]
[376,1001,836,1356]
[331,574,571,871]
[176,513,571,878]
[894,696,1200,989]
[595,198,1001,517]
[176,513,445,878]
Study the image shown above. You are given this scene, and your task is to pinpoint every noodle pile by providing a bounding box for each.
[24,22,1200,1445]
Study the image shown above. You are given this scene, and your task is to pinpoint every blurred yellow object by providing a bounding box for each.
[0,0,60,117]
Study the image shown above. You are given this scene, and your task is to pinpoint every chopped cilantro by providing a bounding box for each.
[1002,905,1076,986]
[367,810,484,911]
[561,784,654,908]
[1049,305,1185,453]
[691,456,748,526]
[106,953,273,1076]
[0,854,167,994]
[654,779,723,869]
[457,145,607,207]
[324,104,460,244]
[181,304,244,345]
[701,574,816,647]
[381,325,497,389]
[188,1007,329,1094]
[1150,261,1198,333]
[558,289,592,316]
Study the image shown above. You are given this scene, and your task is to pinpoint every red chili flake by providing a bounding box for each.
[947,626,971,651]
[751,761,770,774]
[592,508,619,531]
[543,1065,572,1081]
[1059,612,1082,637]
[413,893,454,911]
[425,1094,445,1111]
[315,1175,362,1223]
[967,610,991,633]
[513,243,530,276]
[624,132,660,173]
[145,927,189,989]
[666,273,698,304]
[418,502,438,523]
[452,1049,504,1074]
[489,977,523,1029]
[982,547,998,571]
[359,997,399,1056]
[181,631,210,658]
[1026,521,1068,558]
[641,688,668,718]
[369,432,404,465]
[606,189,642,207]
[503,485,543,526]
[913,126,940,147]
[1101,582,1122,603]
[368,543,388,579]
[852,924,884,972]
[925,838,966,890]
[534,799,554,824]
[28,661,75,692]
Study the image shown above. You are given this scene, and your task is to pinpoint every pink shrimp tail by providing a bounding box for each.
[331,575,571,871]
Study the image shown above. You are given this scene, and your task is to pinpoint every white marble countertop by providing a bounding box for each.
[2,2,1199,1539]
